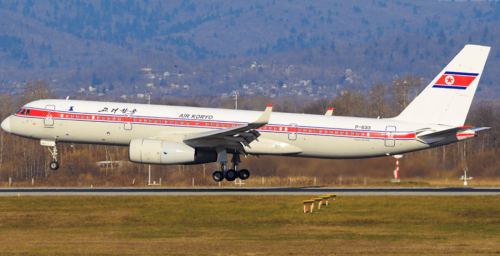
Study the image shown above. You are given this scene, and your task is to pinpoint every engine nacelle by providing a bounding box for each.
[129,139,216,165]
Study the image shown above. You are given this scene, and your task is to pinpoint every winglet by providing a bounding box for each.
[325,108,333,116]
[252,104,273,125]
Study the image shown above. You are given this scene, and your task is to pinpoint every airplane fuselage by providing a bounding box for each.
[5,99,474,159]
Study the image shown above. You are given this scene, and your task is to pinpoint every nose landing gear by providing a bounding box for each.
[48,144,59,170]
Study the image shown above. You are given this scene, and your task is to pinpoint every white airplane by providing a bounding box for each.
[0,45,491,182]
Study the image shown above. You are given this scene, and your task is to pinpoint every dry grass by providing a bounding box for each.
[3,175,500,188]
[0,196,499,255]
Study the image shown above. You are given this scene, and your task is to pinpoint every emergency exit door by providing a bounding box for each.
[385,126,396,147]
[44,105,55,126]
[288,123,297,141]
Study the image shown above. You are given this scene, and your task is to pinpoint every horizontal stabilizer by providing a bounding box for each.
[416,126,489,144]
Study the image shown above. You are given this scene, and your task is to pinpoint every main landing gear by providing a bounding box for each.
[212,154,251,182]
[48,144,59,170]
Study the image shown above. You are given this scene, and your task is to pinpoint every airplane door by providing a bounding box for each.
[44,105,55,126]
[288,123,297,141]
[124,114,132,130]
[385,126,396,147]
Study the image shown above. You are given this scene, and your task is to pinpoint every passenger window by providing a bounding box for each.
[196,122,199,125]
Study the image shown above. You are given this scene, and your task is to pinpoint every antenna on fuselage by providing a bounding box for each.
[66,96,69,100]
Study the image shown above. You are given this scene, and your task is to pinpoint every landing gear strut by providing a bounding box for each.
[48,144,59,170]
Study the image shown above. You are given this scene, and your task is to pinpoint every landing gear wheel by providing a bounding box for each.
[50,161,59,170]
[239,169,250,180]
[212,171,224,182]
[225,169,237,182]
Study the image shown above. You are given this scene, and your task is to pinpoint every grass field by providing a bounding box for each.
[0,196,500,255]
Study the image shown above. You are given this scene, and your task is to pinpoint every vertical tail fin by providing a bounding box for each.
[394,45,491,126]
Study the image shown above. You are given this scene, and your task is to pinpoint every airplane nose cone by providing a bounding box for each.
[1,116,11,133]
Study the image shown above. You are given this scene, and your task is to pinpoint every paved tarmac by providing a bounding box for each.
[1,187,500,196]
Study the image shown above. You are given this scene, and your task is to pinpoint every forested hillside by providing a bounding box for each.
[0,0,499,99]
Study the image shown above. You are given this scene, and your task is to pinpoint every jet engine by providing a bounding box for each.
[129,139,217,165]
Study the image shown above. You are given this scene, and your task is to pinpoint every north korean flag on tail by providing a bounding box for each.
[432,71,479,90]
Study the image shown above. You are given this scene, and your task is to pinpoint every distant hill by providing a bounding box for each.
[0,0,499,99]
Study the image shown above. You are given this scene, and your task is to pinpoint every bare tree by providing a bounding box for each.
[368,82,393,118]
[302,98,331,114]
[331,86,369,117]
[389,75,424,113]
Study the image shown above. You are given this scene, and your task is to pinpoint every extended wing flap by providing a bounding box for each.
[416,126,489,144]
[183,105,273,150]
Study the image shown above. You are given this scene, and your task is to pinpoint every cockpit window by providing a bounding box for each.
[26,109,30,115]
[16,109,23,114]
[20,109,26,115]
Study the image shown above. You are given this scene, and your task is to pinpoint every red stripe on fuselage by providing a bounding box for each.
[15,108,417,140]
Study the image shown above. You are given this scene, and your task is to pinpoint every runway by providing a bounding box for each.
[1,187,500,196]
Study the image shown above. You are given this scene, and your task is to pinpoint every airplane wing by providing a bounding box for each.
[416,126,490,144]
[325,108,333,116]
[183,105,273,154]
